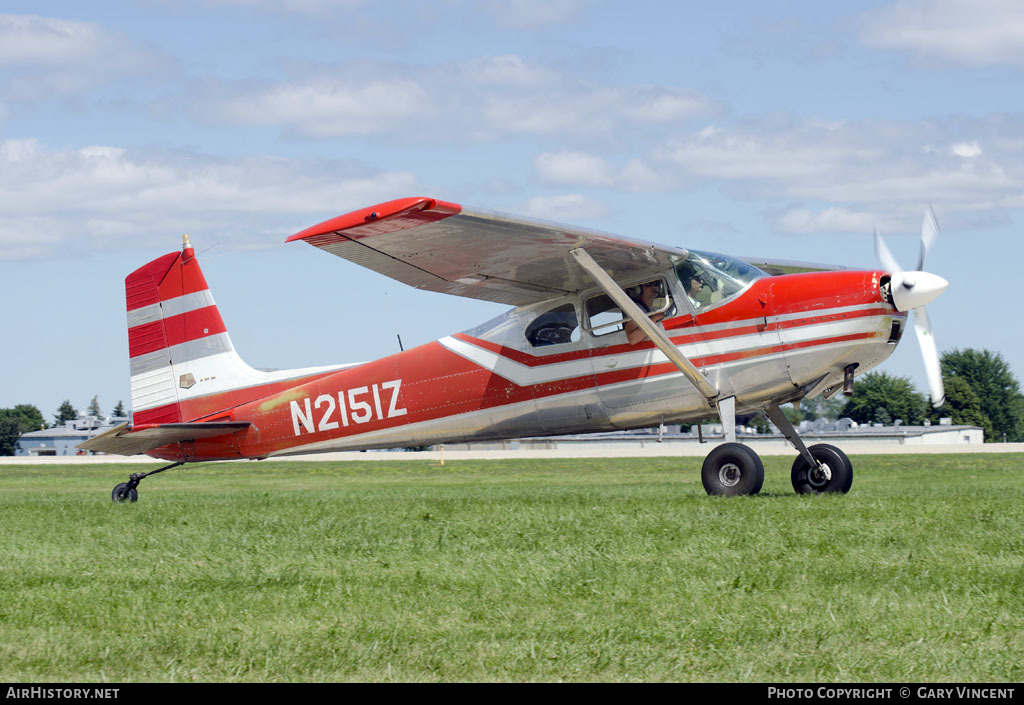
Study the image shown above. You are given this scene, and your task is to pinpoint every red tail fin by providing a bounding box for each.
[126,236,231,425]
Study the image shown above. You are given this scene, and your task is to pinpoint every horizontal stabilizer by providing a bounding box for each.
[77,421,251,456]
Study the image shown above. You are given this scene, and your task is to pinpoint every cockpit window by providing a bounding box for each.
[675,250,766,310]
[526,303,581,347]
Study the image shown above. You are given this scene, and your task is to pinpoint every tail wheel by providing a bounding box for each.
[112,483,138,503]
[701,442,764,496]
[791,443,853,494]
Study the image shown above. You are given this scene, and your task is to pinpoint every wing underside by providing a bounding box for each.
[286,197,688,306]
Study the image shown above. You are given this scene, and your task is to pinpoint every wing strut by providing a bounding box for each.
[568,248,734,429]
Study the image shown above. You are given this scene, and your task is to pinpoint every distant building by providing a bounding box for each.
[15,415,128,456]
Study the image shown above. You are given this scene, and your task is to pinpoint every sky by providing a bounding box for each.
[2,0,1023,421]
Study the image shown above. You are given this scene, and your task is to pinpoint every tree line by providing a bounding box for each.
[0,397,126,456]
[780,348,1023,443]
[841,349,1024,442]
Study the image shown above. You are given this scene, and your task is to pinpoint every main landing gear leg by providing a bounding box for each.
[111,462,184,503]
[763,404,853,494]
[700,395,765,496]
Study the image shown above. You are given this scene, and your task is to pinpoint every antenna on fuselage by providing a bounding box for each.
[397,334,404,352]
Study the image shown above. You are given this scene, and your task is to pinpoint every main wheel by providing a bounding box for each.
[791,444,853,494]
[701,442,764,496]
[112,483,138,503]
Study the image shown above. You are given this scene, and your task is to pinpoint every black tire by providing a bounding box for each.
[701,442,764,496]
[112,483,138,503]
[791,443,853,494]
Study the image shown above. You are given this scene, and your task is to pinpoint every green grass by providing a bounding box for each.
[1,454,1023,682]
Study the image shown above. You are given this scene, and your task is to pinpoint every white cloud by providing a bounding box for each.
[0,14,165,99]
[483,85,719,137]
[534,151,615,187]
[0,139,422,260]
[0,14,108,65]
[950,141,982,158]
[861,0,1024,67]
[521,193,612,222]
[456,54,558,87]
[192,55,719,141]
[530,116,1024,228]
[775,207,898,235]
[486,0,593,29]
[533,150,678,192]
[202,78,433,138]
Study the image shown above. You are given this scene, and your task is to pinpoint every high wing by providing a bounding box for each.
[286,197,689,306]
[78,421,251,456]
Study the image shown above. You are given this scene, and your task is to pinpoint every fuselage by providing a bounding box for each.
[149,267,905,462]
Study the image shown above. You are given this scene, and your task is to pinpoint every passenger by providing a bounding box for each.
[624,280,667,345]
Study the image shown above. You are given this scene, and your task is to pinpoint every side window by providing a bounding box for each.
[585,294,625,336]
[584,278,674,337]
[525,303,581,347]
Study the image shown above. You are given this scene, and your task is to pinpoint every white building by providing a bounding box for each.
[15,416,128,456]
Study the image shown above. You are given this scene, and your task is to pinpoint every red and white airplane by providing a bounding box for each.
[82,197,948,501]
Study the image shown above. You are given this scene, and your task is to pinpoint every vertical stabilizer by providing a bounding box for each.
[125,237,354,426]
[126,236,235,424]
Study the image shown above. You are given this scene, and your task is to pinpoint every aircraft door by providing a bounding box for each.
[522,300,610,435]
[586,277,712,428]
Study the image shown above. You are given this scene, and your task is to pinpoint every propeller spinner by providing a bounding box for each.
[875,207,947,407]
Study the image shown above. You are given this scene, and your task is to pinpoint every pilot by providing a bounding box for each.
[685,272,704,305]
[624,280,667,345]
[678,264,706,308]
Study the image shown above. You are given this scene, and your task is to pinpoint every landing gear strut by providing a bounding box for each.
[111,462,183,503]
[763,404,854,494]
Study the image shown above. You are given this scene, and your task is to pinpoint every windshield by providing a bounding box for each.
[675,250,766,309]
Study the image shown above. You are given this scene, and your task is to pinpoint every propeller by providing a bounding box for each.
[874,207,948,407]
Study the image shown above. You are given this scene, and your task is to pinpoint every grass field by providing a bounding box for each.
[1,454,1023,682]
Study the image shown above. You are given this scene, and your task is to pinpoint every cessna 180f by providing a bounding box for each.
[81,197,948,501]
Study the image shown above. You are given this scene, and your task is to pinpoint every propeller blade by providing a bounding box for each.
[918,206,939,272]
[912,306,945,407]
[874,227,902,274]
